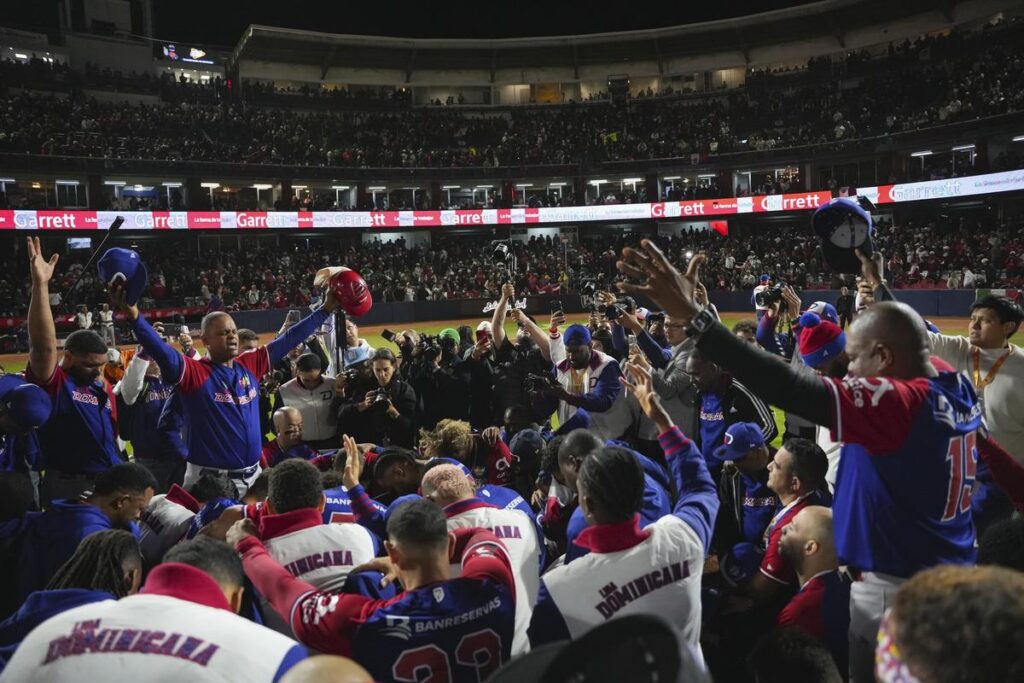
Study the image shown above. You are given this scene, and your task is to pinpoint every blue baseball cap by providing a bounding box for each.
[563,324,592,347]
[0,382,52,429]
[385,494,423,522]
[721,542,763,587]
[812,197,874,274]
[805,301,839,325]
[711,422,766,463]
[98,247,148,305]
[759,274,771,282]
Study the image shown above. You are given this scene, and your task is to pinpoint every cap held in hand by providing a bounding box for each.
[98,247,148,305]
[327,267,373,317]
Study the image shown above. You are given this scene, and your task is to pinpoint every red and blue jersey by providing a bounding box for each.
[760,490,832,585]
[321,485,387,526]
[239,527,516,683]
[24,366,119,474]
[776,569,850,672]
[824,371,983,576]
[131,309,329,470]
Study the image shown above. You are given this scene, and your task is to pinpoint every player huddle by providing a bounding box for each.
[1,223,1023,683]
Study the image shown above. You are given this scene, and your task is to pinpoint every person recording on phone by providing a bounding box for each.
[333,348,417,448]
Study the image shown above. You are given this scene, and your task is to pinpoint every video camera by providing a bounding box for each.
[524,373,555,394]
[754,282,799,310]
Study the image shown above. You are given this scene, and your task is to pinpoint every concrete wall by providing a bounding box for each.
[65,33,152,73]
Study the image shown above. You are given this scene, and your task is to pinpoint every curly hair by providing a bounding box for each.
[891,565,1024,683]
[419,419,473,460]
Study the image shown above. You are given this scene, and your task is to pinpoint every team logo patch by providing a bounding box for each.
[433,587,445,603]
[380,615,412,640]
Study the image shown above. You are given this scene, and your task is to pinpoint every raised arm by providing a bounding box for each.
[621,362,718,550]
[265,307,333,366]
[511,308,552,362]
[26,237,60,382]
[117,349,150,405]
[490,283,514,350]
[615,242,831,427]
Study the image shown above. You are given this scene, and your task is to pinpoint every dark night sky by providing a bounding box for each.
[7,1,821,47]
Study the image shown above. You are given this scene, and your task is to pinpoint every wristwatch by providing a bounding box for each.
[684,308,716,338]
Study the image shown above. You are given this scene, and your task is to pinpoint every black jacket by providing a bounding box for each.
[335,378,418,448]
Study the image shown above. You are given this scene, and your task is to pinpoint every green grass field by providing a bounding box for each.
[4,313,1018,448]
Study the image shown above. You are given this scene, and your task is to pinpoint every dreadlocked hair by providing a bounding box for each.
[47,529,142,598]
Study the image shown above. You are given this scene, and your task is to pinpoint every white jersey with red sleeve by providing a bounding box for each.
[137,484,201,567]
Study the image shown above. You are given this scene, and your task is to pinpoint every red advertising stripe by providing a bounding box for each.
[875,185,896,205]
[298,211,315,228]
[187,212,223,229]
[0,210,13,229]
[368,212,399,228]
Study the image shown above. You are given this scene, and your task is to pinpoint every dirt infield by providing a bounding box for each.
[0,314,994,373]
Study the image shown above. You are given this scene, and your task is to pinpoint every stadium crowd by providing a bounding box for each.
[1,215,1021,321]
[0,205,1023,681]
[1,23,1023,176]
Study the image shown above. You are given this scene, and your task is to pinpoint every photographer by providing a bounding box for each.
[335,348,416,448]
[488,284,553,425]
[274,353,337,450]
[542,323,623,431]
[406,328,471,429]
[755,287,837,440]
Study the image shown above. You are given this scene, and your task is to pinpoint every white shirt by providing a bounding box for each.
[75,312,92,329]
[445,499,542,656]
[99,310,114,327]
[928,333,1024,464]
[277,377,336,442]
[541,515,705,651]
[0,592,302,682]
[137,488,199,567]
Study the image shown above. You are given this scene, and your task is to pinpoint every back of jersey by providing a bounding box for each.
[827,372,983,576]
[446,504,541,655]
[353,577,515,683]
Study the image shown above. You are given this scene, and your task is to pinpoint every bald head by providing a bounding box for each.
[273,407,303,448]
[846,301,933,379]
[279,656,373,683]
[421,464,474,508]
[779,505,837,584]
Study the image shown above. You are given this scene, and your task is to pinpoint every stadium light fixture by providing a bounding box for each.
[951,144,975,152]
[441,185,461,190]
[292,185,307,190]
[14,53,27,60]
[367,186,386,192]
[663,176,682,181]
[622,178,642,183]
[200,182,220,189]
[588,180,608,186]
[475,185,493,189]
[103,181,127,186]
[252,184,273,190]
[910,150,933,157]
[331,185,350,191]
[1012,135,1024,142]
[0,178,14,183]
[162,182,183,188]
[56,180,80,185]
[697,174,716,179]
[548,182,568,187]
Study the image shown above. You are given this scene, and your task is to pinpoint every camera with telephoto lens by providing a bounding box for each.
[372,388,391,405]
[419,333,457,362]
[343,368,360,384]
[524,373,554,393]
[754,284,785,308]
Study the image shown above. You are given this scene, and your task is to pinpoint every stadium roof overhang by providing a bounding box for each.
[229,0,958,76]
